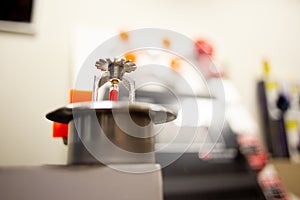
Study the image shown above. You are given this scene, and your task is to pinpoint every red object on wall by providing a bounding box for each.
[195,39,214,56]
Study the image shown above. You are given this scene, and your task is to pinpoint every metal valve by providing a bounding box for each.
[93,57,137,102]
[95,58,136,81]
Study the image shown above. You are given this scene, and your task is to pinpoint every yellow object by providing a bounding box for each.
[263,59,270,76]
[110,79,119,85]
[265,81,278,90]
[262,59,278,91]
[285,120,298,130]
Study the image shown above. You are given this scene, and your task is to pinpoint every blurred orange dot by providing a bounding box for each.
[163,38,171,48]
[119,31,129,41]
[170,58,181,72]
[124,53,136,62]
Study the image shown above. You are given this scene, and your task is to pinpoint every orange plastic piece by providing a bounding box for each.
[124,53,136,62]
[52,89,93,138]
[69,89,92,103]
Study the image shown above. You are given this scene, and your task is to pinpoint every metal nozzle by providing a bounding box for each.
[93,57,137,102]
[95,58,136,81]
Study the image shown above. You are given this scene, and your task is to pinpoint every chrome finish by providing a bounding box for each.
[95,58,137,80]
[68,109,155,164]
[46,101,177,165]
[66,101,176,124]
[93,58,137,103]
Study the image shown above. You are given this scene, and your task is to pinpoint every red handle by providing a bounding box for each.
[52,89,92,138]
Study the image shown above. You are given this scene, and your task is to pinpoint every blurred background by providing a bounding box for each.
[1,0,300,199]
[0,0,300,175]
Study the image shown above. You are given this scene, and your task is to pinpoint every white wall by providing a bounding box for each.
[0,0,300,165]
[0,0,70,165]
